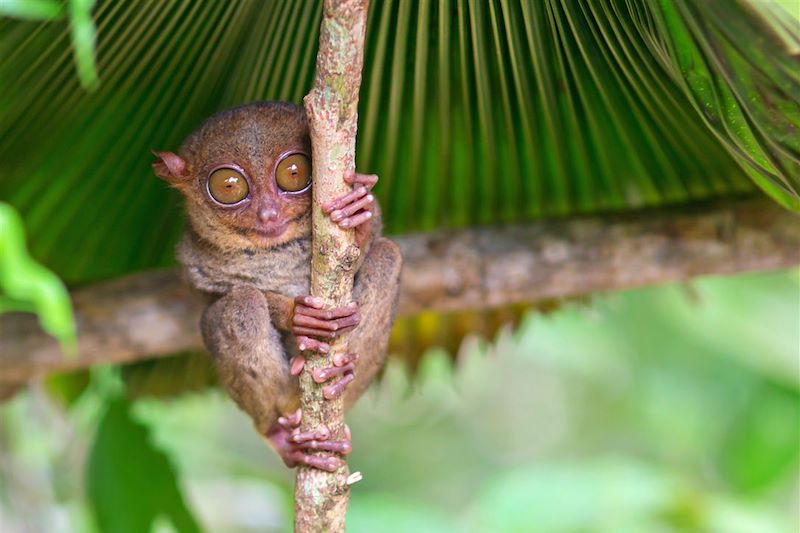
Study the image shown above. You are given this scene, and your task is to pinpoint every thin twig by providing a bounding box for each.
[294,0,370,531]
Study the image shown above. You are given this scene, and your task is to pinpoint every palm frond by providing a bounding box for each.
[0,0,796,287]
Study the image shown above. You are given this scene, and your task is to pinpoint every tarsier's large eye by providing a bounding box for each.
[208,168,249,204]
[275,153,311,192]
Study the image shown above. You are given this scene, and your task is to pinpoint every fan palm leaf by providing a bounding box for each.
[0,0,796,288]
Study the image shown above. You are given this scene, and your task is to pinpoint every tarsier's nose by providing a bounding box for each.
[258,206,278,222]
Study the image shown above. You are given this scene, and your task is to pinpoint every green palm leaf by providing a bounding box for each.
[0,0,796,287]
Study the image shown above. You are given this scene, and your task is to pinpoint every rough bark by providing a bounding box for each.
[1,198,798,385]
[294,0,369,530]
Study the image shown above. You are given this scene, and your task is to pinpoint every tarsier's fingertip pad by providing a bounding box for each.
[323,387,338,400]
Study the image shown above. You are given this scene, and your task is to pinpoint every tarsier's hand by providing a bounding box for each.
[291,295,360,350]
[290,295,360,400]
[322,172,378,246]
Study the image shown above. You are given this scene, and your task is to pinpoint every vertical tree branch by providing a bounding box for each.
[295,0,369,530]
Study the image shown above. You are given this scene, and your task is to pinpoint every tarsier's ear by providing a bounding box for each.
[151,150,188,183]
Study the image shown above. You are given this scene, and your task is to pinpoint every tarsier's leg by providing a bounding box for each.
[341,237,402,408]
[202,286,349,471]
[201,285,295,433]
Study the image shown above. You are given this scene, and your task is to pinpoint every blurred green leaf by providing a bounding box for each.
[87,397,202,533]
[68,0,99,90]
[474,460,684,532]
[0,201,75,352]
[44,370,92,407]
[347,494,457,533]
[0,0,63,20]
[719,384,800,494]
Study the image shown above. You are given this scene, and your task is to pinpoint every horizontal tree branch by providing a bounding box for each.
[1,198,797,384]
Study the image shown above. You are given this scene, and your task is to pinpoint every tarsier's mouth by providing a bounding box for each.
[251,222,288,238]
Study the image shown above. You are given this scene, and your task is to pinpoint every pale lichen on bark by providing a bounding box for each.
[295,0,370,531]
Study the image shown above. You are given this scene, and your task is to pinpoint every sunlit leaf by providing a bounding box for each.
[68,0,99,90]
[0,202,75,352]
[649,0,800,210]
[719,383,800,494]
[0,0,63,20]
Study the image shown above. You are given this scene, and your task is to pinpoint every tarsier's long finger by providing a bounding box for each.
[295,337,330,354]
[332,352,358,367]
[290,356,306,376]
[330,194,374,222]
[277,408,302,430]
[339,210,373,229]
[290,425,331,443]
[293,453,342,472]
[322,186,369,214]
[312,363,356,384]
[292,439,352,454]
[294,295,325,309]
[293,326,337,339]
[292,306,361,331]
[344,172,379,189]
[294,313,342,331]
[324,373,355,400]
[293,324,358,339]
[296,302,357,320]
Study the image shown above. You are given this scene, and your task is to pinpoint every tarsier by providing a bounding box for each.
[152,101,402,471]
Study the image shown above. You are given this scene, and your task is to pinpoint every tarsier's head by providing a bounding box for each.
[153,101,312,251]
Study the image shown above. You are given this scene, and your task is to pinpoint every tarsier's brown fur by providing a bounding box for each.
[153,102,401,467]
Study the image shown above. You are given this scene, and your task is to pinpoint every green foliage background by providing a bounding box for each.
[2,271,798,532]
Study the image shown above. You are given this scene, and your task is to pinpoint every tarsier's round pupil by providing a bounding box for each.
[276,153,311,192]
[208,168,249,204]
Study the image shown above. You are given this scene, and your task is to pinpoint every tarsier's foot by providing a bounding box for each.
[291,296,360,400]
[267,408,352,472]
[312,352,358,400]
[289,351,359,400]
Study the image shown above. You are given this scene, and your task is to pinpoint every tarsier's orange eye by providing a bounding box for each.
[275,153,311,192]
[208,168,249,204]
